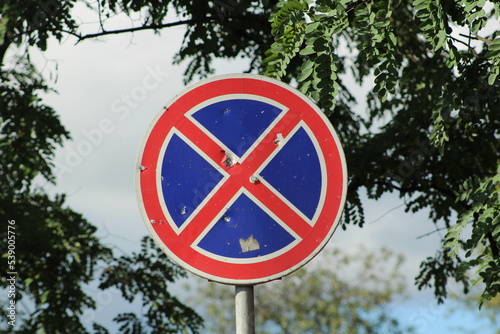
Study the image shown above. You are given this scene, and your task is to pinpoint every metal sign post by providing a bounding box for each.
[235,285,255,334]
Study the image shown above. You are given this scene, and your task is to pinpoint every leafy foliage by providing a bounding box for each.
[263,1,346,112]
[263,1,307,79]
[0,0,79,51]
[0,55,105,333]
[251,0,500,304]
[0,2,202,333]
[0,192,111,333]
[445,167,500,305]
[0,58,69,192]
[96,0,278,83]
[99,236,203,334]
[416,249,469,304]
[0,60,202,332]
[191,247,412,334]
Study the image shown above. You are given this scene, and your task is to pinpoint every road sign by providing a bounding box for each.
[136,74,347,284]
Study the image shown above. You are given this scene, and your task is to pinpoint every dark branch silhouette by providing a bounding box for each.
[75,17,218,43]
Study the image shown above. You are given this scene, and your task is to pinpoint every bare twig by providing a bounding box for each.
[459,33,494,45]
[416,226,449,239]
[449,35,480,58]
[74,17,217,43]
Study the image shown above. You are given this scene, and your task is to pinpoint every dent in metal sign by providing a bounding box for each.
[136,74,347,284]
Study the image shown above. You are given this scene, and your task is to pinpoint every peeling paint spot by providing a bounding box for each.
[180,206,186,215]
[274,133,284,145]
[140,165,147,171]
[150,219,156,224]
[250,176,259,183]
[239,235,260,253]
[223,216,231,223]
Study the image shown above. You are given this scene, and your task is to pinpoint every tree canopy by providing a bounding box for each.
[80,0,499,304]
[1,0,499,332]
[1,2,202,333]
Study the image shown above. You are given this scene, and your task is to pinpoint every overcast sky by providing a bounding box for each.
[20,4,493,333]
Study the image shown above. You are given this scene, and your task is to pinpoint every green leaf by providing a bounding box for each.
[0,16,8,45]
[297,63,314,82]
[305,21,320,33]
[299,45,315,55]
[40,290,50,303]
[488,39,500,51]
[464,1,477,12]
[467,9,485,23]
[24,277,34,288]
[488,71,498,85]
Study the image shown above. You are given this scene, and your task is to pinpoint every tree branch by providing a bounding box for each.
[459,33,494,45]
[346,0,375,13]
[416,226,449,240]
[450,35,480,58]
[75,17,218,43]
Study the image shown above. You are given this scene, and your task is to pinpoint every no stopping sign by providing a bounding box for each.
[136,74,347,284]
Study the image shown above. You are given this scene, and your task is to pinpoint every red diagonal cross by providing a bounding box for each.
[174,111,313,246]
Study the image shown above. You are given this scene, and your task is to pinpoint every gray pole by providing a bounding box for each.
[235,285,255,334]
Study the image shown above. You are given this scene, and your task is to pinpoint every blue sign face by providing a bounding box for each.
[190,98,283,159]
[158,95,324,262]
[137,74,346,284]
[196,191,297,259]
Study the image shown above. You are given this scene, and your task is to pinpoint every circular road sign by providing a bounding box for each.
[136,74,347,285]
